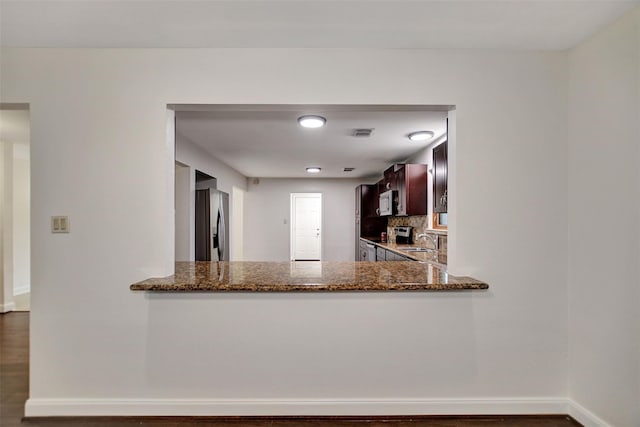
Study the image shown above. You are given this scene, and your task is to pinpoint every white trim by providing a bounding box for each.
[568,400,612,427]
[0,302,16,313]
[25,397,568,417]
[13,285,30,296]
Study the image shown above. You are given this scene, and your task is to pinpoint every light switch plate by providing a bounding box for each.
[51,216,70,233]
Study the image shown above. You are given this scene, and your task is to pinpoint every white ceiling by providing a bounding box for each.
[1,1,638,50]
[175,106,448,178]
[3,2,637,177]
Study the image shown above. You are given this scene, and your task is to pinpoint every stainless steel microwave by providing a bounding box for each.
[378,190,395,216]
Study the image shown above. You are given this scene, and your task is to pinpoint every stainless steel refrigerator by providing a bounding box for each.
[195,187,229,262]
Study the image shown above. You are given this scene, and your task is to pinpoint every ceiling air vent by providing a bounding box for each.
[353,128,374,137]
[343,167,355,172]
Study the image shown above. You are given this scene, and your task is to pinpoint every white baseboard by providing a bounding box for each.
[0,301,16,313]
[13,286,30,296]
[25,397,568,417]
[568,400,611,427]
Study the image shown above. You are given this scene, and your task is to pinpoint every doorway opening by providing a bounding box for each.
[290,193,322,261]
[168,104,455,267]
[194,170,229,262]
[0,105,31,313]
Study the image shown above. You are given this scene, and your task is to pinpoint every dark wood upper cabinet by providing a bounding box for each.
[395,165,406,215]
[383,165,397,192]
[360,184,378,218]
[394,163,428,216]
[379,163,428,217]
[355,185,362,260]
[376,178,386,202]
[356,162,428,259]
[433,140,448,213]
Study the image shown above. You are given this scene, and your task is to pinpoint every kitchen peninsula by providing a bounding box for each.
[130,261,488,292]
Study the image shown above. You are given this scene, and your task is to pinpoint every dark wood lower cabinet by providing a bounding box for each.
[374,246,413,262]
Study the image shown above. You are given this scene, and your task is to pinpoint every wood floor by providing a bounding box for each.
[1,312,581,427]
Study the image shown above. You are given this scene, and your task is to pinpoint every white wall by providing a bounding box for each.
[175,132,247,197]
[175,133,248,261]
[243,178,362,262]
[174,162,191,261]
[0,140,28,309]
[231,185,245,261]
[12,143,30,295]
[1,47,569,416]
[0,109,31,305]
[567,8,640,427]
[0,142,14,312]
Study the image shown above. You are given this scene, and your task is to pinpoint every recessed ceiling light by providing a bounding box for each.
[306,167,321,173]
[408,131,434,142]
[298,115,326,128]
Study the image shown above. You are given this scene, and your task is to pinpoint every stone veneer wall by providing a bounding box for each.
[387,215,447,252]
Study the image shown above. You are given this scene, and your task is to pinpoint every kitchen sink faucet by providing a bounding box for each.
[416,233,439,250]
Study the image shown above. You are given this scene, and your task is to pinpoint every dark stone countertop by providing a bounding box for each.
[130,261,488,292]
[360,237,448,265]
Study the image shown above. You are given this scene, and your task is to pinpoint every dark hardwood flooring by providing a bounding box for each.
[1,312,581,427]
[1,311,29,427]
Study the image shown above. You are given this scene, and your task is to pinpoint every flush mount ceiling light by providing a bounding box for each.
[408,131,434,142]
[298,115,326,128]
[306,167,321,173]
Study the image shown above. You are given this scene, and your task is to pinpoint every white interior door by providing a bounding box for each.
[291,193,322,261]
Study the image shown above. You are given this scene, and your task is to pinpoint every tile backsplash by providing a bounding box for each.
[388,215,429,232]
[387,215,447,251]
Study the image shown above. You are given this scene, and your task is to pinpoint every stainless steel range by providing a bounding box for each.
[394,226,413,244]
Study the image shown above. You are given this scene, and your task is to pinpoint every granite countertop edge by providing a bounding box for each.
[130,261,488,293]
[360,237,447,265]
[130,283,488,292]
